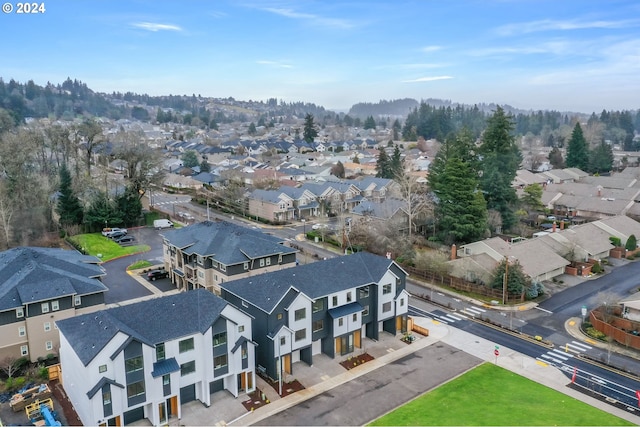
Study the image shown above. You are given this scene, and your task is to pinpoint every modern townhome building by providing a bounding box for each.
[161,220,298,295]
[57,289,256,427]
[220,252,410,381]
[0,247,107,362]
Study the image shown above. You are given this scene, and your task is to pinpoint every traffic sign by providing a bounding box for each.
[494,349,499,356]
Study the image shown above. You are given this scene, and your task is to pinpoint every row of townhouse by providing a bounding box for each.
[247,177,396,222]
[0,247,108,363]
[57,290,255,426]
[160,220,299,295]
[57,252,408,426]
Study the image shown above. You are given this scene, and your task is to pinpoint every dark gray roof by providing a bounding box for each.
[57,289,229,366]
[87,377,124,399]
[161,221,297,265]
[151,357,180,378]
[0,247,106,311]
[249,189,284,204]
[221,252,395,313]
[352,198,407,219]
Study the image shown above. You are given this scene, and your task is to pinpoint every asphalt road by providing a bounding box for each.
[255,343,482,426]
[101,226,167,304]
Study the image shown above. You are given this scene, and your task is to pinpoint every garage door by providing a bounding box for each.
[123,406,144,425]
[209,379,223,394]
[180,384,196,403]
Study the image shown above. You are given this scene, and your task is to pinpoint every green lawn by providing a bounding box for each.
[68,233,150,262]
[370,363,633,426]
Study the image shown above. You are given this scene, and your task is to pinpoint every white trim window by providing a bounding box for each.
[18,326,26,337]
[51,300,59,311]
[45,341,53,351]
[20,345,28,356]
[16,307,24,318]
[41,303,49,313]
[44,322,51,332]
[74,295,81,306]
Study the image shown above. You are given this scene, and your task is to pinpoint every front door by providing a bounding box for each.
[159,402,166,424]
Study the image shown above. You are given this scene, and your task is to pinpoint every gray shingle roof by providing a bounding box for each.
[57,289,228,366]
[161,221,297,264]
[221,252,395,313]
[0,247,106,311]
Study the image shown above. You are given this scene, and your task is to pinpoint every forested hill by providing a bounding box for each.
[0,78,124,123]
[348,98,419,118]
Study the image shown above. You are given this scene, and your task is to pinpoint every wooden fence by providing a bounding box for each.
[403,266,525,303]
[590,309,640,350]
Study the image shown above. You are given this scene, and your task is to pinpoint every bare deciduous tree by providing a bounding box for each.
[0,355,21,378]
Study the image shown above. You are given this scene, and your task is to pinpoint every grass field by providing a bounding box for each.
[68,233,150,261]
[370,363,633,426]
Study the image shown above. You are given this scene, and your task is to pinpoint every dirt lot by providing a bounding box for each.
[0,380,78,426]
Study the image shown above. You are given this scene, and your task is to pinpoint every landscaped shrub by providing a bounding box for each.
[609,236,622,247]
[626,234,637,251]
[585,326,607,341]
[591,261,603,274]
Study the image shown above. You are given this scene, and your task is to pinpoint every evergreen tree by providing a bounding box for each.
[489,259,529,298]
[248,122,257,135]
[116,186,142,226]
[520,184,544,212]
[392,119,401,140]
[566,122,589,170]
[200,159,211,173]
[548,146,565,169]
[626,234,637,251]
[303,113,318,143]
[479,106,522,231]
[363,116,376,130]
[390,144,404,176]
[56,163,83,227]
[429,129,486,244]
[181,150,199,168]
[375,148,392,178]
[84,192,122,229]
[588,141,613,174]
[433,157,487,244]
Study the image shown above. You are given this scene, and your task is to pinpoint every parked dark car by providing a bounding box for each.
[147,269,169,281]
[108,230,128,240]
[114,235,135,245]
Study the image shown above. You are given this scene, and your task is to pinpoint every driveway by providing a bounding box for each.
[101,226,169,304]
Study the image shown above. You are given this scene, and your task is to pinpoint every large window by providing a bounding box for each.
[382,302,392,312]
[312,319,324,333]
[179,337,194,353]
[359,287,369,299]
[363,305,370,317]
[180,361,196,376]
[332,296,338,307]
[383,284,392,295]
[213,332,227,347]
[312,299,324,313]
[294,328,306,342]
[346,292,352,302]
[156,343,165,361]
[127,381,145,398]
[125,356,143,373]
[294,308,306,321]
[214,354,228,369]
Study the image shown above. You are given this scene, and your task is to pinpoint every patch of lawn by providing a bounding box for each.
[370,363,633,426]
[68,234,150,262]
[127,260,153,270]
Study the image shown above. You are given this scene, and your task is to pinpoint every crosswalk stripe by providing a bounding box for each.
[442,315,459,322]
[545,351,568,361]
[466,306,486,314]
[540,354,564,363]
[570,341,592,351]
[447,314,464,321]
[462,309,478,316]
[550,349,572,359]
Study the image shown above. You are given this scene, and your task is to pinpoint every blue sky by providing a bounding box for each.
[2,0,639,113]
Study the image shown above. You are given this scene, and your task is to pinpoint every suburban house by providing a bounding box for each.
[350,198,410,232]
[219,252,410,381]
[0,247,107,363]
[57,289,256,427]
[247,189,295,222]
[454,236,570,284]
[161,220,298,295]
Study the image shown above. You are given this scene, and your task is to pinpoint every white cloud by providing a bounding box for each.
[261,7,356,30]
[131,22,182,32]
[495,18,640,36]
[421,45,443,53]
[468,40,572,57]
[257,60,293,69]
[403,76,453,83]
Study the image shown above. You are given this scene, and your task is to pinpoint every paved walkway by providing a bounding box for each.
[170,317,639,426]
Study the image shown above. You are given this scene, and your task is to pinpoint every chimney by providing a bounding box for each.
[552,221,556,232]
[451,244,457,260]
[560,220,565,230]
